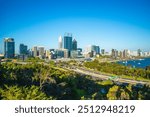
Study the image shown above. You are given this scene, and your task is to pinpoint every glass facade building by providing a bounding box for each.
[4,38,15,58]
[63,33,72,57]
[19,44,28,55]
[63,33,72,51]
[72,39,77,50]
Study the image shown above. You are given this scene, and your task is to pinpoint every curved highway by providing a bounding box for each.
[69,67,150,85]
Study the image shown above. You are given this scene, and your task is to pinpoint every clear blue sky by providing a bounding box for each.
[0,0,150,53]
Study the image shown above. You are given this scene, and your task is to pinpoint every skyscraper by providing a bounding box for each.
[63,33,72,57]
[33,46,38,57]
[111,49,118,58]
[94,46,100,54]
[72,39,77,50]
[123,49,129,58]
[4,38,15,58]
[19,44,28,55]
[88,45,100,55]
[63,33,72,51]
[137,49,142,56]
[38,46,45,58]
[77,48,82,55]
[84,45,100,57]
[58,36,63,49]
[101,49,105,55]
[111,49,115,57]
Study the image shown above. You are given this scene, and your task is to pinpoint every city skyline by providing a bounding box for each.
[0,0,150,53]
[2,36,150,58]
[1,32,150,55]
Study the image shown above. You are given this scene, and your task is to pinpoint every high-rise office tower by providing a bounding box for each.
[63,33,72,51]
[77,48,82,55]
[58,36,63,49]
[33,46,38,57]
[119,51,123,58]
[19,44,28,55]
[63,33,72,57]
[123,49,129,58]
[91,45,100,55]
[111,49,118,58]
[84,45,100,57]
[137,49,141,56]
[101,49,105,55]
[72,39,77,50]
[111,49,115,57]
[38,46,45,58]
[95,46,100,54]
[4,38,15,58]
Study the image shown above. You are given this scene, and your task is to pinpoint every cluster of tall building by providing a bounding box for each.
[57,33,78,58]
[4,38,28,59]
[83,45,100,58]
[110,49,150,59]
[2,33,78,59]
[2,35,150,60]
[31,46,45,59]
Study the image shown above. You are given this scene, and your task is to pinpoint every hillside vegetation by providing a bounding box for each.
[0,62,150,100]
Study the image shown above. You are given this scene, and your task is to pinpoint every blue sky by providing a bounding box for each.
[0,0,150,53]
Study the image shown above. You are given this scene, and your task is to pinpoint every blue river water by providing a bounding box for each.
[117,58,150,69]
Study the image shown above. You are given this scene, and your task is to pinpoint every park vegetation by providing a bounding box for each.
[0,61,150,100]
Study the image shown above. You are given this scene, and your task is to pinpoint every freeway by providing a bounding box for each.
[68,67,150,85]
[13,61,150,85]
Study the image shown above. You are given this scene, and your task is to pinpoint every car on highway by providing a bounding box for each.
[108,76,119,81]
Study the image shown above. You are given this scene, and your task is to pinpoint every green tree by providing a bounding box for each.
[107,85,119,100]
[0,85,51,100]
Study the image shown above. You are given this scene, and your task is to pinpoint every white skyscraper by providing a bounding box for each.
[58,36,63,49]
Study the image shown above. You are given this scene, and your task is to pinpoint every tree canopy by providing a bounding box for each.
[0,62,150,100]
